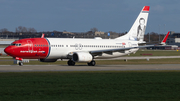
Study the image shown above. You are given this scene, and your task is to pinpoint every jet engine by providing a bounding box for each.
[72,52,93,62]
[39,59,57,62]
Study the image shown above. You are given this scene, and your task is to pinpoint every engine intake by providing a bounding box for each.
[72,52,92,62]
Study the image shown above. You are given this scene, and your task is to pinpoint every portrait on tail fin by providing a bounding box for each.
[137,18,146,41]
[115,6,149,42]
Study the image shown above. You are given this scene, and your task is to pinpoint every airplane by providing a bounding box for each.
[5,6,153,66]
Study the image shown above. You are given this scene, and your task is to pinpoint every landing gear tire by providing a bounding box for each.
[67,59,75,66]
[19,61,23,66]
[88,60,96,66]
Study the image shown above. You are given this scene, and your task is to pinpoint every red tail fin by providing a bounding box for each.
[161,31,170,44]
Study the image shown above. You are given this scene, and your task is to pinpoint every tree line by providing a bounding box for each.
[0,26,37,33]
[0,26,166,44]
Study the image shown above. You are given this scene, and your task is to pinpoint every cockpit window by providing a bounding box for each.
[16,44,21,46]
[11,43,21,46]
[11,43,16,46]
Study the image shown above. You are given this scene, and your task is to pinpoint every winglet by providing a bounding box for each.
[160,31,170,45]
[41,33,45,38]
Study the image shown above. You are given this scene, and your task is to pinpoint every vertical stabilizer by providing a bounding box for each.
[116,6,150,42]
[160,31,170,45]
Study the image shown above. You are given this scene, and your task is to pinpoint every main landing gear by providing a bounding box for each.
[67,59,75,66]
[67,59,96,66]
[87,60,96,66]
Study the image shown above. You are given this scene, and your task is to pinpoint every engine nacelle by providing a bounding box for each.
[39,59,57,62]
[72,52,93,62]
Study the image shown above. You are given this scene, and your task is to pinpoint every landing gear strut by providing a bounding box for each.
[87,60,96,66]
[67,59,75,66]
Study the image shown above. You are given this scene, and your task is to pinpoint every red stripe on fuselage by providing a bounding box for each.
[5,38,50,59]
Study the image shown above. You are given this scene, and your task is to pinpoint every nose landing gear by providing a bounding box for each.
[18,61,23,66]
[15,57,24,66]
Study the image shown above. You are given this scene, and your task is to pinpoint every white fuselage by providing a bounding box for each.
[46,38,139,59]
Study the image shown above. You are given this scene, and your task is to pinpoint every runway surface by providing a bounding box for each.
[0,64,180,72]
[99,56,180,60]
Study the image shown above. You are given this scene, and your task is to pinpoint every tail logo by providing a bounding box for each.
[115,6,150,42]
[137,18,146,41]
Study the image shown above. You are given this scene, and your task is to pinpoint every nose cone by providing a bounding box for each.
[4,46,12,56]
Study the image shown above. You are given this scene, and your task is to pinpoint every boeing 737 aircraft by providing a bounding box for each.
[5,6,154,66]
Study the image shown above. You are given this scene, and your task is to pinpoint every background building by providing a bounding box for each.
[166,31,180,47]
[94,31,105,36]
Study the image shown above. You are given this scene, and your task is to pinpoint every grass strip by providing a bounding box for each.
[0,71,180,101]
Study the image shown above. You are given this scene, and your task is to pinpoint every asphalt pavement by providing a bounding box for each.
[0,64,180,72]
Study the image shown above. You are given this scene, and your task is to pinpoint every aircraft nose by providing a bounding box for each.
[4,46,12,56]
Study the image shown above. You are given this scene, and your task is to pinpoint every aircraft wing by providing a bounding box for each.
[89,45,154,55]
[67,45,154,57]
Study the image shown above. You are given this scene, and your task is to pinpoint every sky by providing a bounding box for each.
[0,0,180,34]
